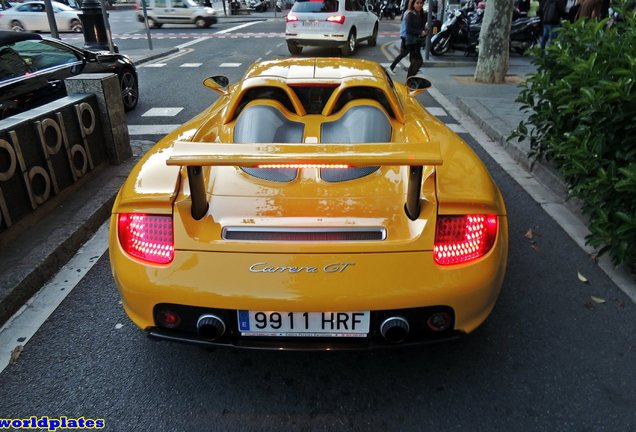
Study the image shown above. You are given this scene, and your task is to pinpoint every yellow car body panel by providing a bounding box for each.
[109,57,508,349]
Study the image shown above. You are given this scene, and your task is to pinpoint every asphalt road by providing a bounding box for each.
[1,13,635,431]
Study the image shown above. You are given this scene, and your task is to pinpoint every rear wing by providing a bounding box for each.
[166,141,443,221]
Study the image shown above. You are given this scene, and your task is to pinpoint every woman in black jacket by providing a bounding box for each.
[404,0,427,78]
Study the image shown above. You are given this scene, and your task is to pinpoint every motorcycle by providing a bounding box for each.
[378,0,400,20]
[430,7,479,55]
[247,0,268,12]
[430,6,541,56]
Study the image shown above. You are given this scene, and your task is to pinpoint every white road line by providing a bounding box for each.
[265,50,272,55]
[141,107,184,117]
[142,63,167,68]
[215,21,262,34]
[180,63,203,67]
[426,107,447,117]
[175,37,208,49]
[128,124,181,135]
[0,222,109,373]
[220,63,242,67]
[446,123,467,133]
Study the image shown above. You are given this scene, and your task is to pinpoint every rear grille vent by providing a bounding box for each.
[223,227,386,242]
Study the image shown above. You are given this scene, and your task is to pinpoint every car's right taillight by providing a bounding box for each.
[117,213,174,264]
[434,215,498,265]
[286,14,299,22]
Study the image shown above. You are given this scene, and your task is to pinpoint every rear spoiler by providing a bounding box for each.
[166,141,443,221]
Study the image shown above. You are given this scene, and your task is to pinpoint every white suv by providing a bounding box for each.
[135,0,217,28]
[285,0,379,56]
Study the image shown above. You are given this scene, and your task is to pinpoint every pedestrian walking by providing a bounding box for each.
[404,0,427,78]
[389,13,409,72]
[538,0,566,50]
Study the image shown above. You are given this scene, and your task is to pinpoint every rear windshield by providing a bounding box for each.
[291,0,339,13]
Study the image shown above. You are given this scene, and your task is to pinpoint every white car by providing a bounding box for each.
[0,1,82,32]
[135,0,217,29]
[285,0,379,55]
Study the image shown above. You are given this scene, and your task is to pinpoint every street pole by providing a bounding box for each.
[140,0,154,50]
[100,0,116,53]
[79,0,115,52]
[43,0,60,40]
[425,0,432,60]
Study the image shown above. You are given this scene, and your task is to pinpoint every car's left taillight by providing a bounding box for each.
[286,14,299,22]
[117,213,174,264]
[326,15,345,24]
[434,214,498,265]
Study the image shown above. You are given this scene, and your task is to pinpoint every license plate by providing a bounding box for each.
[238,310,370,337]
[303,20,320,26]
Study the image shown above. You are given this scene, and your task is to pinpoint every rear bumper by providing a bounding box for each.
[286,34,348,47]
[147,304,465,350]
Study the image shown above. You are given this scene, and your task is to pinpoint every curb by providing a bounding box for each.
[0,141,153,327]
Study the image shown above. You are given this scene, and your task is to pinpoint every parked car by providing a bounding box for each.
[0,31,139,119]
[109,57,509,350]
[135,0,217,28]
[0,1,83,32]
[285,0,379,55]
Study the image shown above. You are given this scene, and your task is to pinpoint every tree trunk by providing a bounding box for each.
[474,0,515,83]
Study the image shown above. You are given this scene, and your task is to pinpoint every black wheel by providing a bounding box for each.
[195,17,207,28]
[341,29,356,56]
[147,17,161,29]
[430,34,450,56]
[368,24,378,47]
[119,68,139,112]
[70,19,83,33]
[10,20,25,32]
[287,41,302,55]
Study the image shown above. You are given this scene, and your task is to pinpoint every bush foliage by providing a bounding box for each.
[511,4,636,267]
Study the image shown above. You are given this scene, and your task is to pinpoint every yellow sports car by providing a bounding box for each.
[109,58,508,350]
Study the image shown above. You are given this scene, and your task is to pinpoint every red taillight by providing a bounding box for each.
[117,213,174,264]
[256,164,350,169]
[286,14,299,22]
[434,215,498,265]
[326,15,345,24]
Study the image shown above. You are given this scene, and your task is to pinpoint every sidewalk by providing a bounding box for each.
[1,44,634,327]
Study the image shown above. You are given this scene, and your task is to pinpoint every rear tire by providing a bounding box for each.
[368,24,378,47]
[341,29,356,56]
[195,17,207,28]
[287,41,302,55]
[10,20,25,32]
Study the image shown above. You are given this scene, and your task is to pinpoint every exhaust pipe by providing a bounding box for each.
[380,316,410,343]
[197,314,226,341]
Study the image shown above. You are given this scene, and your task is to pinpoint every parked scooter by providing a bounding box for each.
[247,0,268,12]
[430,7,479,55]
[430,5,541,56]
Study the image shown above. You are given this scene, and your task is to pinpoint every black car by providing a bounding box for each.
[0,31,138,119]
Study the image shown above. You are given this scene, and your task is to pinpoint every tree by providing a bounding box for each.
[474,0,515,83]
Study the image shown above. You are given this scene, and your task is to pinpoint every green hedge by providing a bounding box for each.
[511,4,636,268]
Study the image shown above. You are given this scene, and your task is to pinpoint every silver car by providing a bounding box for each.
[285,0,379,55]
[0,1,82,32]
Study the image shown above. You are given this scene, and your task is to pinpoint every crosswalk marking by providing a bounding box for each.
[426,107,447,117]
[142,108,184,117]
[129,124,181,135]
